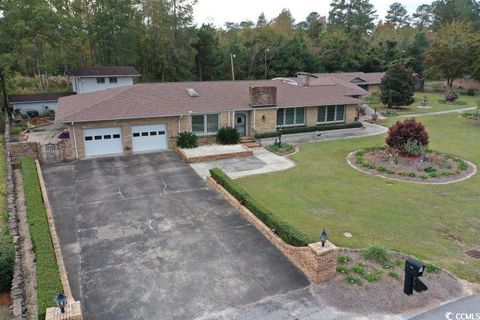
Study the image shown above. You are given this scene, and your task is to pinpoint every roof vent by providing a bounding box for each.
[185,88,199,97]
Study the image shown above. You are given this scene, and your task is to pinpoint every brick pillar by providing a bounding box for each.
[308,241,338,283]
[45,301,82,320]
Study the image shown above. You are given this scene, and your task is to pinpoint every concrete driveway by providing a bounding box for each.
[41,152,310,320]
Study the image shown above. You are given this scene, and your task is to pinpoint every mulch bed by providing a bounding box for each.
[348,148,476,184]
[312,250,468,315]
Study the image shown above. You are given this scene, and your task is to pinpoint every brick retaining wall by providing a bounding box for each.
[207,176,338,283]
[175,146,253,163]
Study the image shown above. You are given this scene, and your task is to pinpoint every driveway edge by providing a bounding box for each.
[35,160,83,320]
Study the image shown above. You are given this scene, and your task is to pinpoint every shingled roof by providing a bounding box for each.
[68,66,140,77]
[10,92,75,103]
[56,79,365,123]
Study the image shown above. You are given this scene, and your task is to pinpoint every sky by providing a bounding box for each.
[193,0,426,27]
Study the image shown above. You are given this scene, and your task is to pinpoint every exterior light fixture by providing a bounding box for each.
[320,229,328,247]
[54,293,68,313]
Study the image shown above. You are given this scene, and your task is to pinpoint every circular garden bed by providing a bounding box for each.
[348,147,476,184]
[347,118,476,184]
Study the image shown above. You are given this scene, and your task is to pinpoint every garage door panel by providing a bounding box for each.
[84,127,123,157]
[132,124,167,152]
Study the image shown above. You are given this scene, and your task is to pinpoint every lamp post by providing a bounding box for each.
[230,53,236,81]
[54,293,67,313]
[320,229,328,247]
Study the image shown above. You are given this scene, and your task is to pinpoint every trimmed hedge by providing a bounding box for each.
[210,168,312,247]
[0,237,14,292]
[254,122,363,139]
[20,157,63,320]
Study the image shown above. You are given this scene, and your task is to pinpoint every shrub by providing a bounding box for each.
[176,131,198,149]
[380,62,416,108]
[10,125,27,135]
[404,139,426,156]
[346,274,362,285]
[216,127,240,145]
[209,168,312,247]
[467,88,475,96]
[444,91,459,103]
[365,272,380,282]
[337,255,351,264]
[20,157,63,318]
[363,245,390,265]
[0,237,15,292]
[386,119,429,154]
[388,271,401,279]
[254,123,363,139]
[426,263,440,273]
[352,263,367,277]
[267,143,294,155]
[336,265,350,274]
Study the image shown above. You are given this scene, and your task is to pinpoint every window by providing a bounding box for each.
[94,135,102,140]
[150,131,157,136]
[104,135,111,139]
[317,105,346,123]
[191,114,219,135]
[96,77,105,84]
[141,132,148,136]
[85,136,93,141]
[158,131,165,135]
[113,134,121,139]
[109,77,117,83]
[133,133,140,137]
[276,108,305,127]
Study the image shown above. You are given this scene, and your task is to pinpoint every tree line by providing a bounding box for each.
[0,0,480,92]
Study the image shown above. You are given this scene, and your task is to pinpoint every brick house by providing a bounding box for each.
[313,72,385,94]
[56,74,369,159]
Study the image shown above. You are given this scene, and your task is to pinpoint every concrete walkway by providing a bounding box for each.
[190,147,295,179]
[392,106,477,119]
[259,122,387,146]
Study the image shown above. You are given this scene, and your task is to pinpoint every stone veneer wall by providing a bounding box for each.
[207,176,338,283]
[3,111,27,319]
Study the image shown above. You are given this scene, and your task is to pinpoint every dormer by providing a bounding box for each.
[68,66,140,94]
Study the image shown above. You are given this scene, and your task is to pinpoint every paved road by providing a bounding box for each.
[410,294,480,320]
[41,152,311,320]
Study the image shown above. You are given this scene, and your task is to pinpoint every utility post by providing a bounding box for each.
[230,53,236,81]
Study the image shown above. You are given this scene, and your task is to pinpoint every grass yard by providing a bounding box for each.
[366,92,479,116]
[237,113,480,283]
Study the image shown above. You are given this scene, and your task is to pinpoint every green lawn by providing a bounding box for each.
[366,92,479,116]
[237,113,480,283]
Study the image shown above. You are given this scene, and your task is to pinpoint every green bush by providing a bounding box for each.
[209,167,312,247]
[0,237,15,292]
[254,123,363,139]
[216,127,240,145]
[337,255,351,264]
[362,245,390,265]
[365,272,380,282]
[388,271,401,279]
[10,125,28,135]
[426,263,440,273]
[346,274,362,285]
[176,131,198,149]
[336,265,350,273]
[20,157,63,319]
[351,263,367,277]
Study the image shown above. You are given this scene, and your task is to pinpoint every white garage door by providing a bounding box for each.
[131,124,168,153]
[83,127,123,157]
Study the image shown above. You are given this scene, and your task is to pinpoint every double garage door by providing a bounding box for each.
[83,124,167,157]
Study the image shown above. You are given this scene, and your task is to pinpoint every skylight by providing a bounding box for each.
[185,88,199,97]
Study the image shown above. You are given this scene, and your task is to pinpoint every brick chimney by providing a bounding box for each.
[249,86,277,107]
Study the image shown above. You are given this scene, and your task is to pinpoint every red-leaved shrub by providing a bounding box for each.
[386,119,429,154]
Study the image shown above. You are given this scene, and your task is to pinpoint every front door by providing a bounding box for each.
[235,113,247,136]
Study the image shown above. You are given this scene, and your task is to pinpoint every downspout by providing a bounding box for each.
[178,115,183,134]
[71,122,79,160]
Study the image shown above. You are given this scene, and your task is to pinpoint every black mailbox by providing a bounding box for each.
[404,258,427,295]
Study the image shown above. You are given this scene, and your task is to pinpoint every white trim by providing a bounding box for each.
[317,105,346,124]
[190,113,220,136]
[72,122,79,160]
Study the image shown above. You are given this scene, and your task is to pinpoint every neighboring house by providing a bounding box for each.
[68,66,140,94]
[9,92,74,116]
[56,74,368,159]
[314,72,385,94]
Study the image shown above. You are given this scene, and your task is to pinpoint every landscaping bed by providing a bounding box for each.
[267,143,295,156]
[348,147,476,184]
[20,157,62,319]
[176,144,253,163]
[316,248,467,315]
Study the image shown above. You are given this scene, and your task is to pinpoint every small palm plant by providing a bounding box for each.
[216,127,240,145]
[176,131,198,149]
